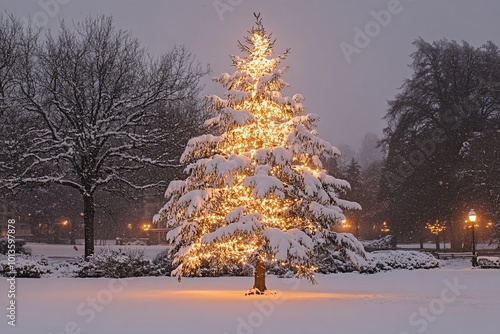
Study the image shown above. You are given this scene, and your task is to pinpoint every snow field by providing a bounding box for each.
[1,262,498,334]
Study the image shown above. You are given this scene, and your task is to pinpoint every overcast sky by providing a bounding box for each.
[3,0,500,151]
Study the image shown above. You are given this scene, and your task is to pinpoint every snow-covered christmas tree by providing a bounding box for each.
[155,14,362,293]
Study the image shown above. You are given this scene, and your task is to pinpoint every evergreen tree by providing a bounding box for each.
[345,159,362,192]
[155,14,361,293]
[342,159,363,235]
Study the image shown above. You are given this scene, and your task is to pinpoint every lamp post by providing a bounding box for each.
[468,209,477,267]
[61,220,76,245]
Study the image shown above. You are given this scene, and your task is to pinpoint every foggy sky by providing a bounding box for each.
[2,0,500,151]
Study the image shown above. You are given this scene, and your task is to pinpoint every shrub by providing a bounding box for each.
[0,254,49,278]
[75,249,162,278]
[477,256,500,268]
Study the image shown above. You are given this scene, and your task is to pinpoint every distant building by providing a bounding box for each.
[142,200,169,244]
[0,200,33,240]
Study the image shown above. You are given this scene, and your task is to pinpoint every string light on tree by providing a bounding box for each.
[154,13,362,294]
[426,220,446,250]
[426,221,446,235]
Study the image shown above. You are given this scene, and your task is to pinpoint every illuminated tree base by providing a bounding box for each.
[245,288,277,296]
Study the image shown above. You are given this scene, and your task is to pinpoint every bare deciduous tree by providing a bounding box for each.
[1,15,209,257]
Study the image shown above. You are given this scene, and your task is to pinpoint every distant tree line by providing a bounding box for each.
[336,38,500,250]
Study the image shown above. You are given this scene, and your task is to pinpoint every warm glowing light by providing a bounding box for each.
[341,219,351,229]
[61,220,69,226]
[175,25,319,277]
[426,221,446,235]
[142,224,151,231]
[468,209,477,223]
[158,15,353,284]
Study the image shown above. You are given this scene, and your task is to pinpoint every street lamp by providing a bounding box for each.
[468,209,477,266]
[61,220,76,245]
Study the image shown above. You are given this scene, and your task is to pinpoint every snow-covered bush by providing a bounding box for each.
[363,235,397,250]
[477,256,500,268]
[0,254,49,278]
[273,248,439,276]
[315,250,439,274]
[368,251,440,271]
[314,232,371,274]
[152,249,177,276]
[0,237,31,255]
[75,249,163,278]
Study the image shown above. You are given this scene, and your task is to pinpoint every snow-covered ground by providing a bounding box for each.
[398,242,498,250]
[24,241,168,260]
[1,244,499,334]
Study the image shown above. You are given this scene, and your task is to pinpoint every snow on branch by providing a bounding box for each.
[181,134,224,163]
[187,154,251,181]
[201,213,263,244]
[177,189,215,217]
[227,90,251,103]
[287,113,319,130]
[253,147,292,166]
[263,228,313,262]
[166,221,200,245]
[287,124,338,158]
[308,201,344,222]
[243,168,284,199]
[164,180,187,199]
[319,171,351,190]
[204,107,254,130]
[335,198,362,211]
[206,94,230,110]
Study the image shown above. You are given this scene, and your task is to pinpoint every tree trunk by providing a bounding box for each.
[463,230,472,252]
[253,257,267,293]
[83,193,95,258]
[435,234,440,250]
[449,220,463,251]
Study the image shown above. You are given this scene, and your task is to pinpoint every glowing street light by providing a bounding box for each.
[61,219,75,245]
[468,209,477,266]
